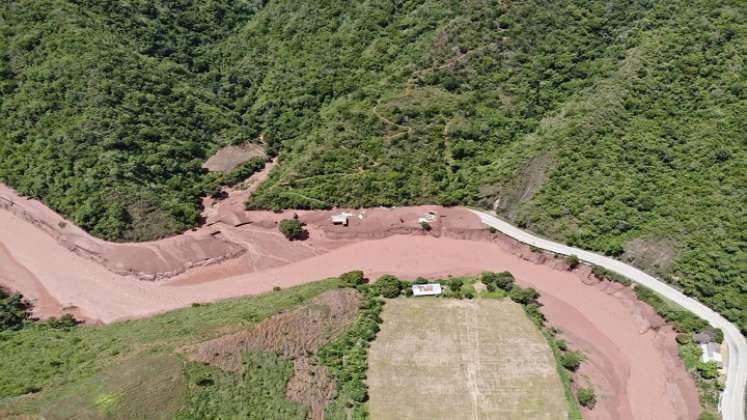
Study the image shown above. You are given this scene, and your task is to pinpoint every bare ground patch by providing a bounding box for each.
[492,152,553,216]
[623,236,677,274]
[184,288,360,419]
[367,298,567,420]
[202,143,266,173]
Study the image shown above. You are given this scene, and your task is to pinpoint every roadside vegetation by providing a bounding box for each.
[590,263,721,418]
[1,0,745,344]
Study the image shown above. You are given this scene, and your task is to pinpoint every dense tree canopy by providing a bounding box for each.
[1,0,746,331]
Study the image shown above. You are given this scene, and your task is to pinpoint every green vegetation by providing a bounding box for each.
[318,286,384,418]
[696,361,720,380]
[576,387,597,408]
[1,0,745,358]
[559,351,583,372]
[184,352,307,419]
[373,274,403,299]
[591,265,632,287]
[480,271,514,291]
[0,278,369,418]
[340,270,365,287]
[0,289,30,331]
[566,255,580,270]
[636,285,721,417]
[278,218,305,240]
[633,285,707,333]
[222,157,267,187]
[509,286,539,306]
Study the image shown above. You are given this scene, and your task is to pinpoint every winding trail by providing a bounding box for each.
[470,209,746,420]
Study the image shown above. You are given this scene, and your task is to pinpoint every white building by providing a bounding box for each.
[700,342,723,365]
[331,212,353,226]
[412,283,442,296]
[418,211,437,224]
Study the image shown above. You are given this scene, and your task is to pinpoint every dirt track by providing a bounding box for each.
[0,181,699,420]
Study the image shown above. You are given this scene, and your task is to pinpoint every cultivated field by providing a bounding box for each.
[367,298,567,420]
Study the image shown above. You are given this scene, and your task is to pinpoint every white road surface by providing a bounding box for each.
[471,209,746,420]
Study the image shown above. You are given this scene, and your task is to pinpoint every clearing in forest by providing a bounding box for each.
[367,298,566,420]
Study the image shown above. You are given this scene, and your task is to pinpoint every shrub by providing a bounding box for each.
[560,351,583,371]
[375,275,403,298]
[524,303,545,325]
[509,287,538,305]
[696,361,720,380]
[675,333,692,345]
[494,272,515,291]
[340,271,365,287]
[713,329,724,344]
[448,278,464,293]
[278,219,305,240]
[577,387,596,408]
[566,254,580,270]
[44,314,78,329]
[482,271,515,291]
[462,285,476,299]
[604,241,624,256]
[0,290,30,331]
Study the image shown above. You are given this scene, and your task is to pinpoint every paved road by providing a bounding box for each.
[471,210,746,420]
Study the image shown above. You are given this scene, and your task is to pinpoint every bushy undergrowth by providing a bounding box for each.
[318,285,384,420]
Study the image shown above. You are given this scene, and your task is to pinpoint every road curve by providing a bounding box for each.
[471,209,746,420]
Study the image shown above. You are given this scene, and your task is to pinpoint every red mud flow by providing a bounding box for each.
[0,181,699,420]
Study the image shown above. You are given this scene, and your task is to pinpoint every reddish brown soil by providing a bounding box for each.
[0,179,700,420]
[186,288,360,370]
[184,288,359,419]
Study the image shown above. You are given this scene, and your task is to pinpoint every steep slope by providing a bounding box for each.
[0,0,252,240]
[491,1,747,332]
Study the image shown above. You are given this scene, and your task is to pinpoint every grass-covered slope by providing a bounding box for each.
[0,278,375,419]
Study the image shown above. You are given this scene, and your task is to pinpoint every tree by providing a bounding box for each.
[494,272,515,291]
[566,254,580,270]
[448,278,464,293]
[0,290,30,331]
[375,275,402,298]
[340,270,365,287]
[577,387,596,408]
[278,219,305,240]
[605,240,624,256]
[509,286,538,305]
[560,351,583,371]
[696,361,720,380]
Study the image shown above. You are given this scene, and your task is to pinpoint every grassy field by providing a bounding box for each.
[0,279,350,419]
[367,297,567,420]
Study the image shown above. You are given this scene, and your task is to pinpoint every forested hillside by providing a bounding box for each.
[0,0,257,240]
[1,1,746,331]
